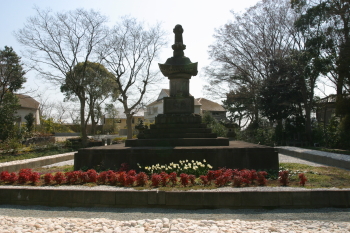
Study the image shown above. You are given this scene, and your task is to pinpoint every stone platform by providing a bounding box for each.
[74,141,279,171]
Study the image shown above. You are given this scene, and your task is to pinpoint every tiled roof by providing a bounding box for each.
[15,94,39,110]
[196,98,225,112]
[104,108,144,119]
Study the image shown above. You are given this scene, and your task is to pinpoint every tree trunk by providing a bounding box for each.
[79,98,88,147]
[304,104,313,145]
[126,114,133,139]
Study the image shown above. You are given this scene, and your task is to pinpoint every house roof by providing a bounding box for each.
[104,108,144,119]
[196,98,225,112]
[148,89,200,107]
[15,94,39,110]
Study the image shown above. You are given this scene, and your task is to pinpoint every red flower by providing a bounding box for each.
[0,171,10,182]
[29,172,40,184]
[200,175,209,186]
[257,171,268,186]
[279,170,289,186]
[44,173,54,185]
[180,173,189,187]
[151,173,161,187]
[159,171,169,187]
[18,168,32,184]
[188,175,196,186]
[136,172,148,186]
[169,172,177,186]
[298,173,307,186]
[54,172,66,185]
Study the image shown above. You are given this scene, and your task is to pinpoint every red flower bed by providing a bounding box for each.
[0,167,305,188]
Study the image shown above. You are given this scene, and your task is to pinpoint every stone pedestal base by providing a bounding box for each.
[74,141,279,172]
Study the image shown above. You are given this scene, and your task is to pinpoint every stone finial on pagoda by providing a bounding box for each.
[158,25,198,114]
[159,25,198,77]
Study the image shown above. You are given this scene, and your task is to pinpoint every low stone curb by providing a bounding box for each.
[0,188,349,209]
[277,148,350,170]
[0,152,75,173]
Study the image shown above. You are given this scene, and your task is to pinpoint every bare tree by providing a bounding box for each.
[100,17,167,139]
[15,7,109,145]
[205,0,299,125]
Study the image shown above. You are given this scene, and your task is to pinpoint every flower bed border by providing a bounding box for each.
[0,187,349,209]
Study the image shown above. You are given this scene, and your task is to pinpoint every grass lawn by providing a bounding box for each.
[0,147,74,163]
[5,162,348,190]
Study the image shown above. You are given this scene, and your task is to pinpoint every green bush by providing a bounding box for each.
[202,112,227,137]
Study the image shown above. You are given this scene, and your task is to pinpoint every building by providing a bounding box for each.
[101,108,144,135]
[15,94,40,125]
[196,97,227,122]
[316,95,337,124]
[144,89,228,123]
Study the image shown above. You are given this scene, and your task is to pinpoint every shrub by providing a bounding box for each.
[85,169,98,183]
[215,174,231,187]
[117,171,127,186]
[29,172,40,184]
[54,172,66,185]
[65,171,81,184]
[0,171,10,182]
[160,171,169,187]
[200,175,209,186]
[107,171,118,185]
[233,176,243,187]
[188,174,196,186]
[18,169,32,184]
[257,171,268,186]
[125,173,136,186]
[169,172,177,186]
[44,173,54,185]
[206,170,216,184]
[151,173,161,187]
[97,171,108,184]
[298,173,307,186]
[135,172,148,186]
[180,173,189,187]
[279,170,289,186]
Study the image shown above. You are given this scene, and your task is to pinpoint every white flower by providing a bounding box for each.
[186,160,188,162]
[192,160,194,163]
[203,159,206,163]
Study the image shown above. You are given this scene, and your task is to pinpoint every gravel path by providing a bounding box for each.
[1,148,349,232]
[0,205,349,232]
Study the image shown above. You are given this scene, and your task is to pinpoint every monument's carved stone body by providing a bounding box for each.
[74,25,279,172]
[125,25,229,147]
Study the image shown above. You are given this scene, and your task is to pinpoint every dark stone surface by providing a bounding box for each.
[2,188,349,208]
[74,141,279,172]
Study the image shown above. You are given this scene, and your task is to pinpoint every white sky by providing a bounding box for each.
[0,0,334,108]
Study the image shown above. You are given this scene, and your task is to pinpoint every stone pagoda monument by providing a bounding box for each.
[125,25,229,147]
[74,25,278,173]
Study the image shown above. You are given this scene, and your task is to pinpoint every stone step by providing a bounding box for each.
[150,123,207,129]
[145,128,212,134]
[125,138,230,147]
[144,133,217,139]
